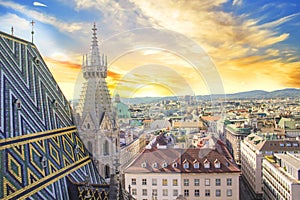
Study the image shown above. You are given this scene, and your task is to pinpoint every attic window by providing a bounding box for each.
[214,159,221,169]
[41,155,47,168]
[162,162,168,168]
[193,159,199,169]
[153,162,158,168]
[204,159,210,169]
[15,99,22,109]
[52,99,58,108]
[183,160,189,169]
[141,162,147,168]
[34,56,40,66]
[172,162,178,168]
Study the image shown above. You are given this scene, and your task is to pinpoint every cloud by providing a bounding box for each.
[0,1,84,33]
[3,0,299,97]
[232,0,242,6]
[33,2,47,7]
[261,13,300,28]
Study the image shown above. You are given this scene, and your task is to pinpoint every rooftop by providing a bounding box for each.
[125,141,240,174]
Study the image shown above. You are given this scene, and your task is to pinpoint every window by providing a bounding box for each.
[172,162,178,168]
[227,189,232,196]
[141,162,147,168]
[152,178,157,186]
[173,189,178,196]
[142,179,147,185]
[103,140,109,155]
[194,189,200,197]
[131,178,136,185]
[152,189,157,197]
[204,159,210,168]
[153,162,158,168]
[216,178,221,186]
[132,188,137,195]
[184,189,189,197]
[227,178,232,186]
[194,179,200,186]
[279,143,284,147]
[162,179,168,186]
[205,178,210,186]
[286,143,291,147]
[162,162,168,168]
[173,179,178,186]
[163,189,168,196]
[214,159,221,168]
[142,189,147,196]
[183,162,189,169]
[15,99,21,109]
[293,143,299,147]
[87,141,93,153]
[104,165,110,178]
[216,189,221,197]
[205,189,210,196]
[194,162,199,169]
[184,179,189,186]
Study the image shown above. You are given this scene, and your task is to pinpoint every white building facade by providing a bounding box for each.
[125,142,240,200]
[241,133,300,199]
[262,153,300,200]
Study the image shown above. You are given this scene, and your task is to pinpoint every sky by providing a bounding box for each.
[0,0,300,99]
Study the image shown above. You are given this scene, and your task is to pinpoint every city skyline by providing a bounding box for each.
[1,0,300,99]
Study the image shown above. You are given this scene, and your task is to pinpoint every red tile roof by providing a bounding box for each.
[125,141,240,174]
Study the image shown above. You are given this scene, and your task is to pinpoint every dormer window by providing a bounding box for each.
[214,159,221,169]
[204,159,210,169]
[52,99,58,108]
[183,160,189,169]
[34,56,40,66]
[162,162,168,168]
[153,162,158,168]
[193,159,199,169]
[172,162,178,168]
[141,161,147,168]
[15,99,22,109]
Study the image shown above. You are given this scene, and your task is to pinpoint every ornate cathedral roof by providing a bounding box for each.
[0,29,114,199]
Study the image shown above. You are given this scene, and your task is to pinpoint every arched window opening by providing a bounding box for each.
[103,140,109,155]
[87,141,93,153]
[104,165,110,179]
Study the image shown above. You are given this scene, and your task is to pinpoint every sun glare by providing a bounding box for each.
[132,84,174,97]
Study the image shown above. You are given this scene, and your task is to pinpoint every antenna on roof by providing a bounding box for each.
[30,20,35,43]
[11,26,14,36]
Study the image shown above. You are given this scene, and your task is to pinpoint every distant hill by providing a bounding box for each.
[120,88,300,104]
[224,88,300,99]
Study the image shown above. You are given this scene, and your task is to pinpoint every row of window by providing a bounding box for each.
[132,178,232,186]
[143,159,221,169]
[132,188,233,197]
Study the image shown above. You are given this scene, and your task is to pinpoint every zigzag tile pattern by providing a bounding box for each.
[0,32,105,199]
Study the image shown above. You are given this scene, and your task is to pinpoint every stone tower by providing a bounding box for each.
[75,23,119,179]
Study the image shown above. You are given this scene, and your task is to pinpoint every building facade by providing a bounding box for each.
[75,24,119,178]
[225,124,251,165]
[241,132,300,199]
[262,153,300,200]
[124,141,240,200]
